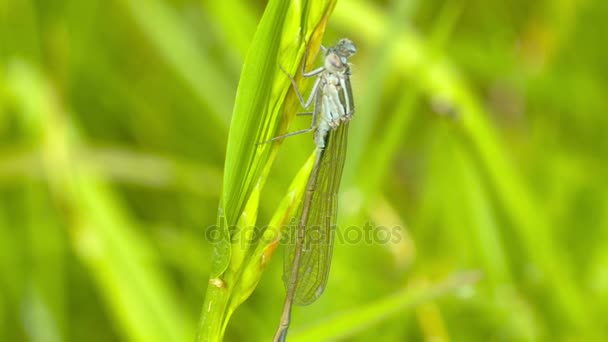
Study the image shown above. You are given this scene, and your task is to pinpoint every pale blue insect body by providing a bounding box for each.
[274,38,357,342]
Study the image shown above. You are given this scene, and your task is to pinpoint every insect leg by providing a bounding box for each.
[280,65,322,109]
[300,42,326,78]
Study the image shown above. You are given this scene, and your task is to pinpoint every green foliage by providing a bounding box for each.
[2,0,608,341]
[197,1,337,340]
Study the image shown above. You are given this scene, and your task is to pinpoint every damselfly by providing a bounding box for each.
[272,38,357,342]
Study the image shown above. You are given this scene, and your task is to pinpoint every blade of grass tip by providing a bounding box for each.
[224,0,337,302]
[289,271,481,342]
[199,8,293,341]
[118,0,232,128]
[220,0,337,276]
[222,0,334,240]
[334,0,589,333]
[8,61,191,342]
[197,1,337,340]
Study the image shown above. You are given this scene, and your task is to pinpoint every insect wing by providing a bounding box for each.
[283,123,349,305]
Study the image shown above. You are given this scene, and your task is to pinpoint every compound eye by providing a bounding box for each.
[328,53,342,68]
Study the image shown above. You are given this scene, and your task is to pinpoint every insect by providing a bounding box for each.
[272,38,357,342]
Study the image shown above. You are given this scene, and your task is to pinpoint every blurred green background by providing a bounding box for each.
[2,0,608,341]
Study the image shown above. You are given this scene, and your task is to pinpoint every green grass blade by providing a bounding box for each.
[7,61,191,342]
[197,1,337,340]
[118,0,233,128]
[290,272,481,341]
[201,1,258,59]
[334,0,589,333]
